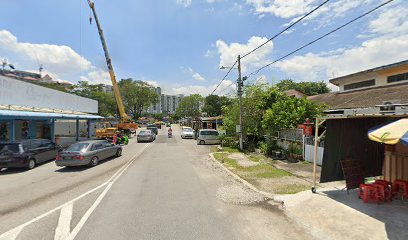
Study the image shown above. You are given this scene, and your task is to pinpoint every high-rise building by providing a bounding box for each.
[144,87,183,115]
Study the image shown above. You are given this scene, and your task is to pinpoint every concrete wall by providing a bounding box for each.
[0,76,98,113]
[336,68,408,92]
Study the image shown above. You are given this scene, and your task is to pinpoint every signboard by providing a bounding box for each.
[236,125,241,133]
[0,76,98,113]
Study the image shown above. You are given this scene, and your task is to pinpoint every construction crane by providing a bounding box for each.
[86,0,137,137]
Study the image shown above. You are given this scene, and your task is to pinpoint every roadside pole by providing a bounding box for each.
[237,55,244,151]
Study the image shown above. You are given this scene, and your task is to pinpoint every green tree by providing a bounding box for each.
[223,84,271,137]
[175,94,203,118]
[72,81,116,117]
[118,79,159,120]
[262,95,323,133]
[202,95,232,116]
[276,79,330,96]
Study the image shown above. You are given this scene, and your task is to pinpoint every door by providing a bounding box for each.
[102,141,115,158]
[41,140,58,161]
[30,140,47,163]
[93,143,107,160]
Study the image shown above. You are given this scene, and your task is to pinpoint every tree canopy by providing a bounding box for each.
[175,94,203,118]
[118,79,159,120]
[72,81,116,117]
[202,95,232,117]
[275,79,330,96]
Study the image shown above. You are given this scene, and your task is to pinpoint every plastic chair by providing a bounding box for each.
[374,180,392,201]
[358,184,383,203]
[393,180,408,200]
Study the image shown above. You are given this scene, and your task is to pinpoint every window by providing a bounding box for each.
[344,79,375,90]
[387,72,408,83]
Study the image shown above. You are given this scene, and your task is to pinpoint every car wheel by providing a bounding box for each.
[89,156,99,167]
[116,148,122,157]
[199,140,205,145]
[27,159,36,169]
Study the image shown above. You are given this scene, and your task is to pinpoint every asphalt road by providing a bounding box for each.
[0,125,311,240]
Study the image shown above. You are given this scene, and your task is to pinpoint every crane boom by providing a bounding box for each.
[87,0,129,122]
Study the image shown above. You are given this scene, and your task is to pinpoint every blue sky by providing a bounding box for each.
[0,0,407,95]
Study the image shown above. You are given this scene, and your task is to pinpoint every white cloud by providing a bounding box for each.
[246,0,316,19]
[176,0,192,7]
[145,80,159,87]
[164,80,235,96]
[216,36,273,73]
[80,69,111,85]
[246,0,376,28]
[186,67,206,81]
[0,29,116,86]
[0,30,92,74]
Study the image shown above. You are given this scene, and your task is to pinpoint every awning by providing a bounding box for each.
[0,110,103,120]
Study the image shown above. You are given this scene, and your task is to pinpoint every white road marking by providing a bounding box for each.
[0,143,150,240]
[0,226,23,240]
[54,203,73,240]
[68,147,142,240]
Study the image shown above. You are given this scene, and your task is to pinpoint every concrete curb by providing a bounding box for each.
[209,152,284,208]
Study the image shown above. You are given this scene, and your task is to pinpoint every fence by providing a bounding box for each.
[304,136,324,165]
[274,129,304,142]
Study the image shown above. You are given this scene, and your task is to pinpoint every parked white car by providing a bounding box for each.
[196,129,221,145]
[181,127,194,139]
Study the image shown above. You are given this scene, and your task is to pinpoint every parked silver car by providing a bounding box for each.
[55,140,122,167]
[197,129,221,145]
[137,130,155,142]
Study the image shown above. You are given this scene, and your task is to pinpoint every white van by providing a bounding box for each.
[197,129,221,145]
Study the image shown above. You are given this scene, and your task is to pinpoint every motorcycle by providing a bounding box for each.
[116,135,129,145]
[168,131,172,138]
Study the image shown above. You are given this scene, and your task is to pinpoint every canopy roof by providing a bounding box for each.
[0,110,103,120]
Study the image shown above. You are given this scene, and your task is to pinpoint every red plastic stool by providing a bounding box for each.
[359,184,383,203]
[393,180,408,200]
[374,180,392,201]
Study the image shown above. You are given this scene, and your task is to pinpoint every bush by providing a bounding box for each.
[219,135,239,148]
[259,139,280,156]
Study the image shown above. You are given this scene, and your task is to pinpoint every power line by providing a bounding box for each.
[210,60,237,95]
[241,0,331,59]
[247,0,395,79]
[211,0,330,95]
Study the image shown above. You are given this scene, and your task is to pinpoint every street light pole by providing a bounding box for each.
[237,55,244,151]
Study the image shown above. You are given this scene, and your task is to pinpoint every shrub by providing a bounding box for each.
[219,135,239,148]
[259,138,280,156]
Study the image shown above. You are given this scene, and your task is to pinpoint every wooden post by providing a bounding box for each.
[312,117,319,193]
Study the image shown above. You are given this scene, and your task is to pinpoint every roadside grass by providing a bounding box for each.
[248,155,264,162]
[274,184,310,195]
[213,152,292,178]
[210,146,240,153]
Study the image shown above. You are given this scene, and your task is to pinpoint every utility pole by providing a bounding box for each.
[237,55,244,151]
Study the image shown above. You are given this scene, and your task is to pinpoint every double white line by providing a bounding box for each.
[0,143,150,240]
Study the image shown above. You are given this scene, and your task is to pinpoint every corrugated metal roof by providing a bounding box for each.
[0,110,103,120]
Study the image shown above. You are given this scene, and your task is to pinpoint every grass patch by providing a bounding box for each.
[248,155,264,162]
[253,168,292,178]
[274,184,309,194]
[211,146,240,153]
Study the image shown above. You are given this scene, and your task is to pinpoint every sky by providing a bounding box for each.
[0,0,407,96]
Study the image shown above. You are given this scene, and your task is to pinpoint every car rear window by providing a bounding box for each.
[200,130,218,136]
[66,143,89,152]
[139,130,151,135]
[183,128,193,132]
[0,144,20,154]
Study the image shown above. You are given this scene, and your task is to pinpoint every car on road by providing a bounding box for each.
[137,130,155,142]
[55,140,122,167]
[0,139,61,170]
[181,127,194,139]
[147,125,159,135]
[196,129,221,145]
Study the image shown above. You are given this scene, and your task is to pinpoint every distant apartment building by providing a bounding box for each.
[161,93,184,114]
[144,87,183,115]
